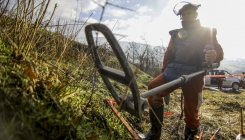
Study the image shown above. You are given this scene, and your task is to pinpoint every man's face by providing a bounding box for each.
[180,9,197,22]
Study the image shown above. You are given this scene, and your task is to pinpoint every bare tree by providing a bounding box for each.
[125,36,166,77]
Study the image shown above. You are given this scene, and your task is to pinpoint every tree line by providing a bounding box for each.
[125,40,166,77]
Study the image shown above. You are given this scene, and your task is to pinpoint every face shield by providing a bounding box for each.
[173,1,201,16]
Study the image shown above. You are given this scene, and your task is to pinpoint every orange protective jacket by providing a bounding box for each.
[148,23,224,130]
[161,29,224,72]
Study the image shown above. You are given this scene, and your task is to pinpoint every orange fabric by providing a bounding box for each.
[161,37,174,72]
[147,74,178,106]
[152,27,224,130]
[182,74,204,129]
[148,73,204,129]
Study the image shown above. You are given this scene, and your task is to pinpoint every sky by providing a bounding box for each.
[46,0,245,59]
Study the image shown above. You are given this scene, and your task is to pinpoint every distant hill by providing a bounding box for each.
[218,58,245,74]
[119,41,245,74]
[118,41,160,52]
[81,37,245,74]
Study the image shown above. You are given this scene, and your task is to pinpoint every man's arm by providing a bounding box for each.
[161,37,174,72]
[213,37,224,63]
[205,29,224,62]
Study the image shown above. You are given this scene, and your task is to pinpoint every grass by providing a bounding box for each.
[0,1,245,140]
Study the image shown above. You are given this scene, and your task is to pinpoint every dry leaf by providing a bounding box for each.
[70,116,78,123]
[24,66,37,80]
[46,81,53,89]
[29,86,34,93]
[86,133,98,140]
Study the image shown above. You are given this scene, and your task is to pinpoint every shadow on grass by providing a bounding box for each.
[204,87,244,94]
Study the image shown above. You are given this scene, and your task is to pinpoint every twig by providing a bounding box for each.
[90,0,135,23]
[106,2,135,12]
[81,13,93,29]
[229,113,231,136]
[112,20,118,31]
[241,107,244,135]
[40,80,64,113]
[86,67,97,107]
[0,0,10,18]
[0,26,18,51]
[90,0,104,7]
[46,22,90,27]
[1,24,84,136]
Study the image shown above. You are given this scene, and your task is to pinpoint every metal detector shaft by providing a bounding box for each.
[140,70,206,98]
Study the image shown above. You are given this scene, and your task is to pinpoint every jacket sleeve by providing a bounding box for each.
[212,29,224,63]
[161,37,174,72]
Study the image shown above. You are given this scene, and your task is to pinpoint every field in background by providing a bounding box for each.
[219,59,245,74]
[0,1,245,140]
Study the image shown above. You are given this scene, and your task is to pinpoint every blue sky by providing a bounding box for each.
[47,0,245,59]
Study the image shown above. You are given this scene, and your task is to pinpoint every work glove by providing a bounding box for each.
[204,49,216,62]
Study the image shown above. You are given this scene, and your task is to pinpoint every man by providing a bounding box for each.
[144,2,224,140]
[241,72,245,88]
[217,71,225,90]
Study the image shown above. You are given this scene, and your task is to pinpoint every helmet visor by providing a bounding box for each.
[173,1,201,16]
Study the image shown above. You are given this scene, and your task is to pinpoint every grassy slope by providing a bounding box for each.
[1,39,245,140]
[0,12,244,140]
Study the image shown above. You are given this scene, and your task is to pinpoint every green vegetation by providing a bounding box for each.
[0,1,244,140]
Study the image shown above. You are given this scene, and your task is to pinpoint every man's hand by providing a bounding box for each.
[204,50,216,62]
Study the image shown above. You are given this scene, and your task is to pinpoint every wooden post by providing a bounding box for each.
[229,113,231,136]
[194,135,199,140]
[199,126,204,140]
[104,99,141,140]
[241,107,244,135]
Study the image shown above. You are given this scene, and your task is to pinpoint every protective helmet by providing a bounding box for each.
[173,1,201,16]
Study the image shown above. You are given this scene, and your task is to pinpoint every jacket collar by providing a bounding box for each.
[181,19,201,30]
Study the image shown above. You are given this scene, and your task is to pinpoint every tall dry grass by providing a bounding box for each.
[0,1,244,140]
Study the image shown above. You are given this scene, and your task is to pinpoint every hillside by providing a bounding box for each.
[117,39,245,74]
[0,1,245,140]
[85,37,245,75]
[219,58,245,74]
[119,41,245,75]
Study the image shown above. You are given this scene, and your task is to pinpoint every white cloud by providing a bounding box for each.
[122,0,181,45]
[116,0,245,59]
[135,4,140,8]
[47,0,100,19]
[82,17,98,24]
[104,8,127,17]
[137,6,153,15]
[44,0,245,59]
[195,0,245,59]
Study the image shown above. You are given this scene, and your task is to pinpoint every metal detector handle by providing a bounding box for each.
[199,126,205,140]
[205,44,214,51]
[205,43,214,63]
[210,128,221,140]
[202,44,218,71]
[140,70,206,98]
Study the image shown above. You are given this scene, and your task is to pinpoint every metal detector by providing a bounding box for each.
[85,23,218,118]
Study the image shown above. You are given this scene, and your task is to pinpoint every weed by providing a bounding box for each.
[0,1,244,140]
